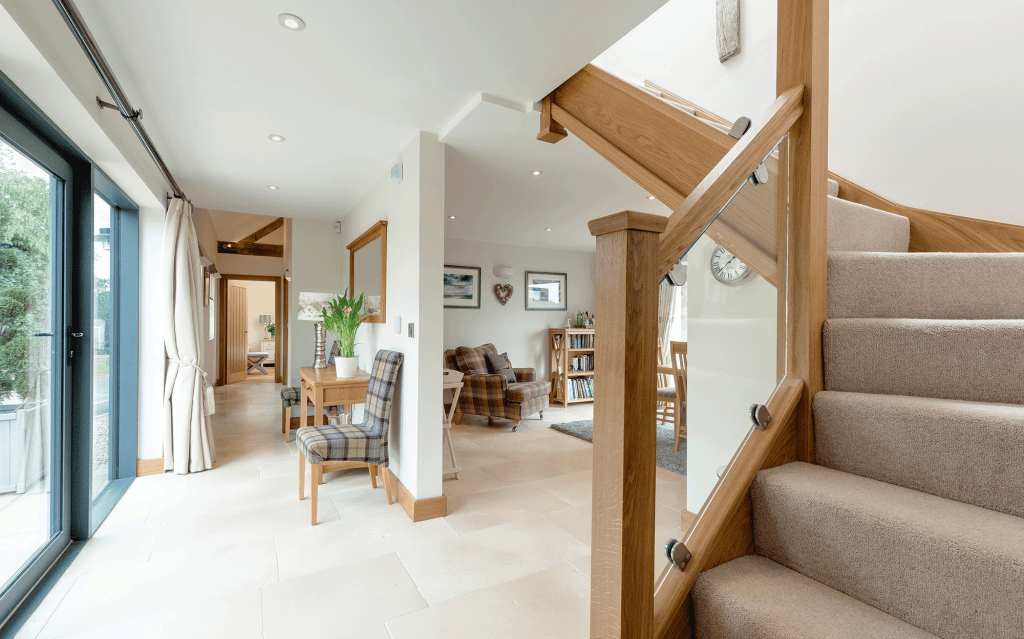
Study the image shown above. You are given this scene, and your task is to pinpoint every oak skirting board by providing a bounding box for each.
[136,458,165,477]
[386,468,448,522]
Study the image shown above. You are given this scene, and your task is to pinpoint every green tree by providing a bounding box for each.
[0,142,52,401]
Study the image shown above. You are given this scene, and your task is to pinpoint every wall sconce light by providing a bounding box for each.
[493,266,513,279]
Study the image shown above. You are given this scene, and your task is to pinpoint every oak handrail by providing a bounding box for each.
[657,85,805,277]
[652,377,805,638]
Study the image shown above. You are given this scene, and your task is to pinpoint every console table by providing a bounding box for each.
[285,366,370,442]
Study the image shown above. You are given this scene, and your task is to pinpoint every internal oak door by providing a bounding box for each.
[226,284,248,384]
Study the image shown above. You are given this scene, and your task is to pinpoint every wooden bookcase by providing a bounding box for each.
[548,328,596,406]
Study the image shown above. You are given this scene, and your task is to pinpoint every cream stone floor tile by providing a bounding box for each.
[61,523,161,579]
[274,508,459,581]
[449,445,521,469]
[149,491,339,558]
[657,466,686,483]
[47,589,264,639]
[540,448,594,473]
[262,553,426,639]
[396,516,588,605]
[386,563,589,639]
[529,471,593,507]
[444,483,573,534]
[448,433,483,451]
[330,484,404,521]
[441,467,506,499]
[342,624,392,639]
[569,555,591,579]
[487,431,593,459]
[656,476,688,511]
[38,537,278,638]
[476,457,570,486]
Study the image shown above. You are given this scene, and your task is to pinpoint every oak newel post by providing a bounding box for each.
[588,211,668,639]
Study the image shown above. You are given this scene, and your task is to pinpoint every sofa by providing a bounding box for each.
[443,343,550,431]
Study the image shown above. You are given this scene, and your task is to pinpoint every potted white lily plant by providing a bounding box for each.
[321,289,367,378]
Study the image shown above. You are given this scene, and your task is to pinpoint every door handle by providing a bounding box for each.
[32,332,55,337]
[71,332,84,338]
[67,328,84,365]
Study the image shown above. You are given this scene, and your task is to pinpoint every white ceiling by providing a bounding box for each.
[73,0,668,220]
[206,209,284,245]
[442,97,670,252]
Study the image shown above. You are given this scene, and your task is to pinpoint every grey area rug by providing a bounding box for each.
[550,420,686,476]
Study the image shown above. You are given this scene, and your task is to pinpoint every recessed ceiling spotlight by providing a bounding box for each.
[647,195,656,200]
[278,13,306,31]
[532,170,543,176]
[448,215,456,219]
[269,134,285,142]
[545,228,552,232]
[267,185,279,190]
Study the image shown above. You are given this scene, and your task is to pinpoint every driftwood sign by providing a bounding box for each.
[716,0,741,63]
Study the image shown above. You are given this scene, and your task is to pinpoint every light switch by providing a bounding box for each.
[408,323,415,338]
[394,316,402,334]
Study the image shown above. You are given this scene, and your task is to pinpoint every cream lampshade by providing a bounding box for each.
[297,292,336,368]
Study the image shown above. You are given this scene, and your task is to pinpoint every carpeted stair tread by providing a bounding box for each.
[692,555,938,639]
[827,251,1024,319]
[823,318,1024,404]
[814,391,1024,517]
[752,462,1024,639]
[827,195,910,253]
[827,178,839,197]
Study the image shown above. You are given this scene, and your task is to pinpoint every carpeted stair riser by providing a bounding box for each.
[823,318,1024,404]
[827,252,1024,319]
[752,463,1024,639]
[692,555,938,639]
[827,178,839,197]
[827,196,910,253]
[814,391,1024,517]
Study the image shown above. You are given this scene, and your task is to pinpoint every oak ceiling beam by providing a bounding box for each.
[239,217,284,244]
[218,241,284,258]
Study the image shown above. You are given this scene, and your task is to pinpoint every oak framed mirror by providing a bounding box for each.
[347,220,387,323]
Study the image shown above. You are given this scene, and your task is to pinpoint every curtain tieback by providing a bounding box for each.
[168,359,216,416]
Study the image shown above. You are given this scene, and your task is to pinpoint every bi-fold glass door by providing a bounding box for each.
[0,108,71,623]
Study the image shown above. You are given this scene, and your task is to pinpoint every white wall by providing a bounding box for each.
[330,131,445,500]
[287,219,346,384]
[595,0,1024,226]
[684,236,777,509]
[443,239,596,381]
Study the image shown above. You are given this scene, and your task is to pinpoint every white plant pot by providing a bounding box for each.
[336,357,359,378]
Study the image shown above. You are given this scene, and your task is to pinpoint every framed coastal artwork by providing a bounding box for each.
[525,271,567,311]
[444,265,481,309]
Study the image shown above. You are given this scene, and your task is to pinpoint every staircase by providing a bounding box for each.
[689,180,1024,638]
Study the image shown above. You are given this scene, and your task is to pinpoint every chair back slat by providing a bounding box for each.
[670,341,687,401]
[363,350,404,440]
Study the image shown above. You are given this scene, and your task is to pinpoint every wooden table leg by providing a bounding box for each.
[314,390,324,427]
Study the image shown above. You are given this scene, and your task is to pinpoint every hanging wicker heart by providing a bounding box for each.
[494,284,513,306]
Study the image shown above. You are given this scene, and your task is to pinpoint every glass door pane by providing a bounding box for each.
[0,137,58,589]
[91,195,113,499]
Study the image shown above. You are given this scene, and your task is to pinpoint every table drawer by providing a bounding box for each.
[322,386,365,405]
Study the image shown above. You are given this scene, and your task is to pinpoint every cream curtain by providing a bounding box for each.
[658,279,677,364]
[161,198,215,473]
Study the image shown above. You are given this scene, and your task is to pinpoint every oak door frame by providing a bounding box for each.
[217,274,284,385]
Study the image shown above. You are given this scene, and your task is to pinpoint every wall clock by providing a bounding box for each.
[710,245,752,284]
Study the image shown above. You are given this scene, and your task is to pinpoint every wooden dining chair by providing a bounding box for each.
[656,338,673,427]
[656,341,687,451]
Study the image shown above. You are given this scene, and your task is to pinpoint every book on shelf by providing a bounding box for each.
[567,377,595,400]
[569,354,594,372]
[568,333,594,349]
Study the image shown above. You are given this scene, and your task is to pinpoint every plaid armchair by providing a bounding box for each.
[443,343,549,431]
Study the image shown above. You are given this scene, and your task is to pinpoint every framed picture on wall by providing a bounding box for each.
[525,271,567,311]
[444,265,481,309]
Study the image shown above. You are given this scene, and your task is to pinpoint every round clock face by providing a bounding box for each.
[710,246,751,284]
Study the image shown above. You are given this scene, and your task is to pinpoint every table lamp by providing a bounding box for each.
[259,314,272,339]
[297,292,336,368]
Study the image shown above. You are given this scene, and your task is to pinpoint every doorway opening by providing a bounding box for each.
[217,274,286,386]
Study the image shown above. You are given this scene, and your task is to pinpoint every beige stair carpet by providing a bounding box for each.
[752,462,1024,639]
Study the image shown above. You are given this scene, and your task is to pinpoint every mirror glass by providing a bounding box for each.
[349,221,386,322]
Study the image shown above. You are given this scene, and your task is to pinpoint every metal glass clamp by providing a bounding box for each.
[750,403,772,430]
[665,538,692,571]
[728,116,752,139]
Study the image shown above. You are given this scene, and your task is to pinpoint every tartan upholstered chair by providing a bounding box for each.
[297,349,404,525]
[442,343,550,432]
